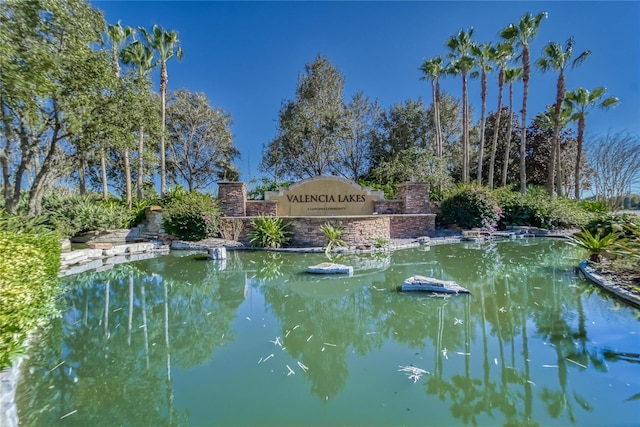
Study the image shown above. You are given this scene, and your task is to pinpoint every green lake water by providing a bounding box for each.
[15,239,640,426]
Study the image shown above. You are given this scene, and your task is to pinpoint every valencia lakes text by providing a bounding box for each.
[286,194,366,203]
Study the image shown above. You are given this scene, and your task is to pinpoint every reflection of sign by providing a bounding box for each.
[265,176,384,216]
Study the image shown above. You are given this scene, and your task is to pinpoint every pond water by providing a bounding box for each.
[16,239,640,426]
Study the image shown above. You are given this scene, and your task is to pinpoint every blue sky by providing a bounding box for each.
[92,0,639,189]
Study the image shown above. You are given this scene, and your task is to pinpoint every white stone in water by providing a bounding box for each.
[401,275,470,294]
[208,247,227,260]
[307,262,353,275]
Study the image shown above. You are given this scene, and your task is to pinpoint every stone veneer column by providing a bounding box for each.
[218,182,246,217]
[398,182,430,214]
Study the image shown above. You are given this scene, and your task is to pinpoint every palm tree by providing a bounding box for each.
[419,56,445,157]
[120,39,156,200]
[501,67,522,187]
[536,37,590,197]
[140,25,183,197]
[564,87,619,199]
[500,11,547,194]
[488,42,513,189]
[104,21,134,202]
[471,42,496,184]
[446,28,476,183]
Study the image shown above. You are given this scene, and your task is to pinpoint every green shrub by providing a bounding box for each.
[584,213,640,238]
[492,186,594,229]
[579,199,609,215]
[0,226,61,369]
[247,215,291,248]
[441,185,501,230]
[162,191,220,241]
[42,189,133,237]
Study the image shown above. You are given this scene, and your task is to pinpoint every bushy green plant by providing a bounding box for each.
[247,215,291,248]
[42,189,133,237]
[579,199,609,215]
[0,224,61,368]
[440,185,501,230]
[162,191,220,241]
[320,222,347,255]
[569,228,622,263]
[492,186,594,229]
[372,237,389,248]
[247,178,292,200]
[584,213,640,238]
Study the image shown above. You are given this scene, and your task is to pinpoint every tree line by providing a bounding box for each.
[260,13,636,202]
[0,0,239,216]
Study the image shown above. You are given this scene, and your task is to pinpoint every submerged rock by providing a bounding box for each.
[401,275,470,294]
[307,262,353,275]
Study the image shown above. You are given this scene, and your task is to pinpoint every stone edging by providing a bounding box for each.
[578,261,640,309]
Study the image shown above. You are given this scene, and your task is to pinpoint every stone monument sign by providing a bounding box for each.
[265,176,384,216]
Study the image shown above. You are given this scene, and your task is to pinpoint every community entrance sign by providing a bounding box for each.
[265,176,385,216]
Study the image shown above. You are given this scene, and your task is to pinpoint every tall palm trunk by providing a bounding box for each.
[124,149,132,208]
[489,69,504,189]
[477,70,488,183]
[502,81,515,187]
[160,64,167,197]
[462,71,469,183]
[100,147,108,199]
[574,115,586,199]
[548,71,565,197]
[520,46,530,195]
[137,125,144,200]
[432,79,443,157]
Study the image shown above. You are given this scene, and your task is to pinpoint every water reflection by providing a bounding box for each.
[16,240,640,426]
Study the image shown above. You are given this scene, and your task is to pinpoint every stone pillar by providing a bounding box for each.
[218,182,246,217]
[398,182,430,214]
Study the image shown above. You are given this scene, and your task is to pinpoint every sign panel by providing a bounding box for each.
[265,176,384,216]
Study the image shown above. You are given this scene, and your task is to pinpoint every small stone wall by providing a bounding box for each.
[389,214,435,239]
[246,200,277,216]
[398,182,430,214]
[220,214,435,247]
[374,200,403,214]
[218,182,246,217]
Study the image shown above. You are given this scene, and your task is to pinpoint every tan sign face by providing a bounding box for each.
[265,177,384,216]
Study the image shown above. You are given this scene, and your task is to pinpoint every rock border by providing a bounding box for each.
[578,261,640,309]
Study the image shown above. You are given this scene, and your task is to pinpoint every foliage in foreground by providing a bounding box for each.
[0,214,61,369]
[161,188,220,241]
[247,215,291,248]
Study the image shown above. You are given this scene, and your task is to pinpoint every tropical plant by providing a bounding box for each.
[446,28,476,183]
[501,66,522,187]
[488,42,513,189]
[419,56,446,158]
[247,215,291,248]
[139,25,183,197]
[564,87,619,200]
[104,21,135,200]
[120,35,157,201]
[372,237,389,249]
[500,11,547,194]
[536,37,590,197]
[471,42,496,184]
[569,228,621,263]
[320,222,348,255]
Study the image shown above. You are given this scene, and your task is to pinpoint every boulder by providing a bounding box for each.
[401,275,470,294]
[307,262,353,275]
